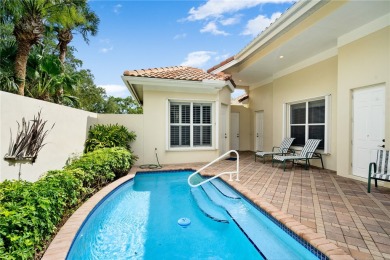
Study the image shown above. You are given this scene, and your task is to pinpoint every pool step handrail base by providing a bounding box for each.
[187,150,239,188]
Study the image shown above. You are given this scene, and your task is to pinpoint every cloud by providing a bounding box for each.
[242,12,282,37]
[220,15,241,26]
[173,33,187,40]
[99,38,111,44]
[181,51,217,68]
[200,22,229,36]
[99,46,113,53]
[186,0,289,21]
[113,4,122,14]
[215,53,230,61]
[99,84,129,98]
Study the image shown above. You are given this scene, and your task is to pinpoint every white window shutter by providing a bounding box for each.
[324,95,331,154]
[282,103,287,139]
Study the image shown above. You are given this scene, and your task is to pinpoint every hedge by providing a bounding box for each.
[0,147,135,259]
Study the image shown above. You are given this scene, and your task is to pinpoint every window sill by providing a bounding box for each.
[290,147,330,155]
[167,147,216,152]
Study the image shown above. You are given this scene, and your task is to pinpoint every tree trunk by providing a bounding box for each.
[58,41,67,64]
[58,30,73,64]
[14,40,32,96]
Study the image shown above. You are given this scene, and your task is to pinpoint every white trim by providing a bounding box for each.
[209,59,238,74]
[165,99,169,151]
[338,13,390,48]
[282,103,287,139]
[285,95,331,152]
[324,95,331,154]
[122,79,141,105]
[123,76,230,90]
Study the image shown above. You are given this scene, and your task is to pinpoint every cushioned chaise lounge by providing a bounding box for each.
[255,138,295,163]
[272,139,324,171]
[368,149,389,193]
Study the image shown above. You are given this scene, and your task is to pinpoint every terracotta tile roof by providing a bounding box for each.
[207,56,235,73]
[123,66,233,82]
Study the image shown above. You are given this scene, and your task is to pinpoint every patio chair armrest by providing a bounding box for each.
[272,146,280,152]
[369,162,377,175]
[281,148,294,155]
[305,151,318,159]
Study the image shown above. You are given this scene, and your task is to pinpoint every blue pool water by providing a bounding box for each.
[67,170,323,259]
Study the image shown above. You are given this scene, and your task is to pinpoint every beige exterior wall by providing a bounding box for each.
[0,91,97,181]
[96,114,144,165]
[249,83,274,152]
[239,58,338,170]
[231,105,251,151]
[142,86,231,165]
[337,27,390,179]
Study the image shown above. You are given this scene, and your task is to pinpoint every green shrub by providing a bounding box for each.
[66,147,135,189]
[0,169,84,259]
[0,147,135,259]
[84,124,136,153]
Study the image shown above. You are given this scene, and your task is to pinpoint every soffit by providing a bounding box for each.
[229,0,390,86]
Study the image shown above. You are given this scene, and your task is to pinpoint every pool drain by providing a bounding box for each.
[178,218,191,227]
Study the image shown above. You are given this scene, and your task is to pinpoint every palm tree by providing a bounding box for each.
[55,4,99,64]
[1,0,85,96]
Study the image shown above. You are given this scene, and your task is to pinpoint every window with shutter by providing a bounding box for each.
[169,102,213,148]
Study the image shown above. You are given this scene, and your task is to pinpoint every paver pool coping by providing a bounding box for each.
[43,168,353,260]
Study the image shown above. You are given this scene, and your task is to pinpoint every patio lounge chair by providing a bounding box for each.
[367,149,389,193]
[255,138,295,163]
[272,139,324,171]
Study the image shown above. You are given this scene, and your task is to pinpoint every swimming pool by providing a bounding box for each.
[67,170,325,259]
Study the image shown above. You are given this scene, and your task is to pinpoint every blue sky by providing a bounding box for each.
[72,0,295,98]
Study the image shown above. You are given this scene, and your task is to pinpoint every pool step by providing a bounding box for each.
[190,187,229,223]
[209,179,240,199]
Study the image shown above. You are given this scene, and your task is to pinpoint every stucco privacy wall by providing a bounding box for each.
[0,91,97,182]
[272,57,338,171]
[142,88,223,165]
[231,105,251,151]
[96,114,144,165]
[337,26,390,179]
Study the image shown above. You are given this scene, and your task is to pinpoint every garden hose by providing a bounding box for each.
[139,148,162,169]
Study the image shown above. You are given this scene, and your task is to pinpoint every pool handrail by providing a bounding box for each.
[188,150,239,187]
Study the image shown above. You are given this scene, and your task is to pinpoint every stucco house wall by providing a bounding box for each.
[272,56,338,170]
[231,105,251,151]
[97,114,144,165]
[249,83,274,153]
[337,26,390,179]
[142,89,222,165]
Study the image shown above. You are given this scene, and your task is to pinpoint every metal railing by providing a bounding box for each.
[188,150,239,188]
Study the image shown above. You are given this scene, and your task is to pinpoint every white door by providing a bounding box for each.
[255,111,264,151]
[231,113,240,151]
[220,104,228,155]
[352,85,386,178]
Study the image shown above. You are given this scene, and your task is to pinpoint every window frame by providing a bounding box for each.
[167,100,215,151]
[284,95,331,154]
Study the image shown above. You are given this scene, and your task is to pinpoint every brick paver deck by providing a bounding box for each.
[44,151,390,260]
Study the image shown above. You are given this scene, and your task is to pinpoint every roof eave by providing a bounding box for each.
[212,0,329,73]
[121,75,142,105]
